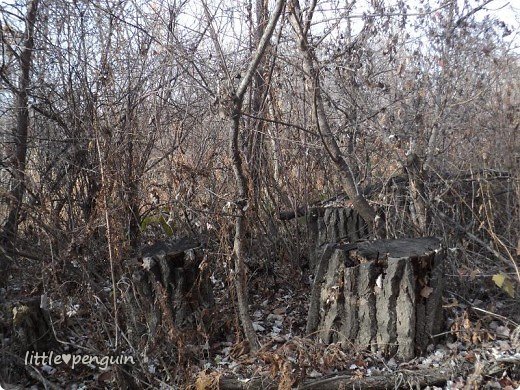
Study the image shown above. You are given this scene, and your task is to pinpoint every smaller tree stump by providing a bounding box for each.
[308,206,368,270]
[307,237,444,360]
[123,237,214,347]
[0,296,55,354]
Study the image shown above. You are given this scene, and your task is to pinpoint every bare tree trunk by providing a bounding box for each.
[123,104,140,253]
[425,2,455,169]
[247,0,269,205]
[406,153,428,234]
[1,0,39,280]
[229,106,260,351]
[266,99,281,182]
[288,0,380,236]
[207,0,286,352]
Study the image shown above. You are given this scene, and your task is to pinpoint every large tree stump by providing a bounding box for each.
[307,237,444,360]
[123,237,214,348]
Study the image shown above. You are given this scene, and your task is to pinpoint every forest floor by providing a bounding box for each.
[196,262,520,389]
[1,254,519,389]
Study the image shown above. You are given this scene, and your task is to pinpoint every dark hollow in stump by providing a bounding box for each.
[123,237,214,347]
[306,237,444,360]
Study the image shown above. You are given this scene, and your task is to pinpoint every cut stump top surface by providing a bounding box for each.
[347,237,441,260]
[141,236,200,259]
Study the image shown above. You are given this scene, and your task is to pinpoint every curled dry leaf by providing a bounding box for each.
[420,286,434,298]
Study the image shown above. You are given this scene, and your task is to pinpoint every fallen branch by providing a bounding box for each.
[217,360,473,389]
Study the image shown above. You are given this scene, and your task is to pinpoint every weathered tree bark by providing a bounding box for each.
[0,0,39,284]
[307,237,445,360]
[308,206,368,270]
[288,0,381,236]
[278,195,369,270]
[0,296,57,389]
[8,296,55,353]
[123,237,214,346]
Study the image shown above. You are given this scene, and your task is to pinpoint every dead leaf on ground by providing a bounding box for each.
[492,273,515,298]
[195,371,221,390]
